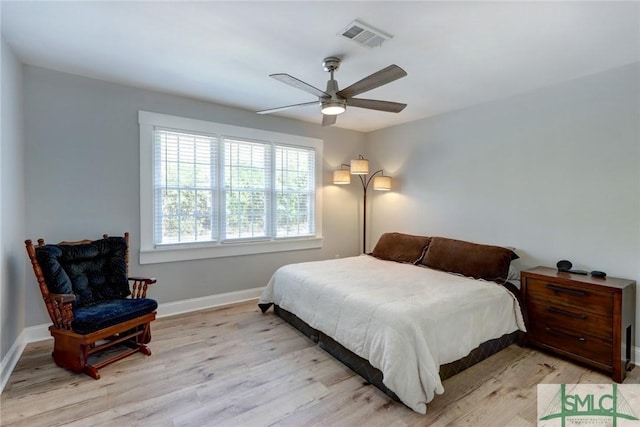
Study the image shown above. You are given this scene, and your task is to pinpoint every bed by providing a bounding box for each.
[259,233,527,414]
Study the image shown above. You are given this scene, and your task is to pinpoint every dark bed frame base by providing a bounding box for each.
[260,303,520,403]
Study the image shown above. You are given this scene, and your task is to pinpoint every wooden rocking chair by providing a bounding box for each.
[25,232,158,379]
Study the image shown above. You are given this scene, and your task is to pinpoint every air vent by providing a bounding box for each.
[339,20,391,48]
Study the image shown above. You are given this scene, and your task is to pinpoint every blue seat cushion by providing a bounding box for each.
[35,237,131,307]
[72,298,158,335]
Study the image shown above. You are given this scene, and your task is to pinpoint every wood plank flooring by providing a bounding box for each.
[1,300,638,426]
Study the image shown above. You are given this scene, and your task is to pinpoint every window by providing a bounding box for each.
[139,111,323,264]
[154,129,217,245]
[223,137,271,241]
[274,145,315,238]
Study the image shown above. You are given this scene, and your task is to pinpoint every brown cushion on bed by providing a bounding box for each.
[421,237,518,283]
[372,232,431,264]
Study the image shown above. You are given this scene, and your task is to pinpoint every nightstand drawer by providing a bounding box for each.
[529,323,612,366]
[526,299,612,340]
[526,278,612,316]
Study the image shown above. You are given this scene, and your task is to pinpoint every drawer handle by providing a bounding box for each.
[545,327,586,342]
[546,284,586,296]
[545,306,587,319]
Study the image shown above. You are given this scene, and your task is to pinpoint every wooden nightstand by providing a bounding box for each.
[521,266,636,382]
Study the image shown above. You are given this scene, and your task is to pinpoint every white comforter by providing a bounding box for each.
[259,255,526,414]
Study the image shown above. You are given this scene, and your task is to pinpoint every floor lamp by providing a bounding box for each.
[333,155,391,253]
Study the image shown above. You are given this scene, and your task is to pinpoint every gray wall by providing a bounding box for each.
[23,65,365,327]
[16,60,640,350]
[1,37,26,360]
[366,63,640,342]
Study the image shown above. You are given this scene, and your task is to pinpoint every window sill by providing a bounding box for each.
[139,237,323,264]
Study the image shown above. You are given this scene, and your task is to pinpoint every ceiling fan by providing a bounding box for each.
[257,57,407,126]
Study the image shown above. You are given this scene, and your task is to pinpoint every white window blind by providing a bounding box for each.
[154,129,217,245]
[152,128,317,246]
[275,145,315,238]
[222,137,271,241]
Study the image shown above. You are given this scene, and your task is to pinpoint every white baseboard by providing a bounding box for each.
[1,323,54,392]
[0,287,264,393]
[0,328,28,393]
[157,287,263,319]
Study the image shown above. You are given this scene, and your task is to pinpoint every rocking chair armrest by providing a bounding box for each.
[128,277,156,299]
[128,276,157,285]
[45,294,75,330]
[48,293,76,304]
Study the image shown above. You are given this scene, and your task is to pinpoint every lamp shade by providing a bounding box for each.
[373,175,391,191]
[333,169,351,185]
[350,158,369,175]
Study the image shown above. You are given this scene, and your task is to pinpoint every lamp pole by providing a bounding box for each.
[358,170,383,254]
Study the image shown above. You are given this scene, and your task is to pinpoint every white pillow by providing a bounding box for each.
[507,264,520,282]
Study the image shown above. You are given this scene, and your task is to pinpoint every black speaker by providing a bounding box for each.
[556,260,572,272]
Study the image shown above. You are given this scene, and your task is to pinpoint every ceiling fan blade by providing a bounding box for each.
[257,101,319,115]
[337,65,407,99]
[270,73,329,98]
[347,98,407,113]
[322,114,337,126]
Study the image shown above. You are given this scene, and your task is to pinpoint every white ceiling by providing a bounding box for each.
[2,1,639,132]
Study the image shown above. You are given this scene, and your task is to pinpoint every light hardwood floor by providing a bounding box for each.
[1,300,638,426]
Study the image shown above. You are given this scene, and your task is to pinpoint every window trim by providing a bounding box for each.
[139,111,323,264]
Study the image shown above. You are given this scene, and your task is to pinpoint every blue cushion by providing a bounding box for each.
[72,298,158,335]
[35,237,131,307]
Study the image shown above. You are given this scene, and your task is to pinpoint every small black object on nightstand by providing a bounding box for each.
[591,270,607,278]
[556,260,588,275]
[556,260,572,272]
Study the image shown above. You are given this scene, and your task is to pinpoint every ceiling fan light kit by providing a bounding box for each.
[257,56,407,126]
[321,100,346,115]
